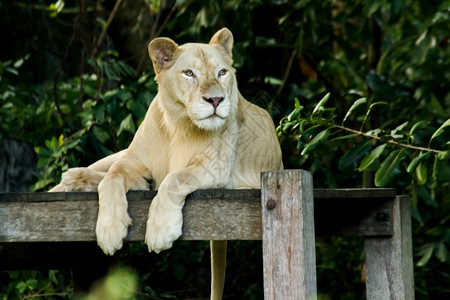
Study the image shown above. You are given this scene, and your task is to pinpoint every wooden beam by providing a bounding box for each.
[0,188,396,243]
[364,196,415,299]
[261,170,317,299]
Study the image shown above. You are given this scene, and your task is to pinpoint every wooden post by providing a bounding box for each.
[364,196,415,299]
[261,170,317,300]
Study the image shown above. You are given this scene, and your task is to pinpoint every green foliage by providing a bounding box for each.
[0,270,70,299]
[278,94,449,188]
[1,53,158,191]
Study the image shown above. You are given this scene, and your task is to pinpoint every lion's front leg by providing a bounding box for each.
[145,192,184,253]
[96,177,132,255]
[96,158,150,255]
[145,167,210,253]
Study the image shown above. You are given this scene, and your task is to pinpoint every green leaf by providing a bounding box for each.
[330,133,361,141]
[338,140,373,170]
[303,124,321,140]
[117,113,136,136]
[264,76,282,86]
[430,118,450,142]
[282,121,296,132]
[410,183,423,223]
[92,125,110,143]
[438,150,449,160]
[415,161,428,185]
[312,93,330,114]
[45,136,59,151]
[426,226,443,236]
[297,139,305,152]
[103,62,121,81]
[13,58,25,69]
[118,61,135,77]
[301,128,330,155]
[359,143,388,171]
[294,97,301,109]
[417,243,434,267]
[298,119,309,135]
[342,97,366,124]
[407,151,431,173]
[361,101,388,130]
[34,146,51,156]
[26,279,38,290]
[16,281,27,293]
[374,149,407,187]
[390,121,408,139]
[436,242,447,262]
[414,30,436,64]
[37,157,49,168]
[363,0,383,15]
[96,17,107,28]
[432,154,439,181]
[59,104,71,114]
[409,120,429,135]
[287,106,303,122]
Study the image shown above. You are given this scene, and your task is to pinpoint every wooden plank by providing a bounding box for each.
[364,196,415,300]
[0,188,396,202]
[0,188,396,243]
[0,200,98,242]
[182,197,262,240]
[314,188,396,199]
[261,170,317,300]
[0,192,263,243]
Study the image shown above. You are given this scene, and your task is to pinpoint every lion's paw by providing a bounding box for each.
[145,204,183,254]
[50,168,105,192]
[96,210,131,256]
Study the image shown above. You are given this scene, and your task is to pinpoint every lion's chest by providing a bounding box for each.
[166,134,237,184]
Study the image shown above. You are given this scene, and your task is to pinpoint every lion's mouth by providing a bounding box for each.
[204,113,224,120]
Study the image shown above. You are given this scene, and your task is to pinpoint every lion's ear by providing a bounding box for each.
[209,28,234,58]
[148,38,179,73]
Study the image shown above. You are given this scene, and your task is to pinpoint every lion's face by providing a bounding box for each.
[167,44,235,130]
[149,29,237,131]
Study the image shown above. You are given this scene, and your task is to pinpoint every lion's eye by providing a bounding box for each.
[183,70,194,77]
[218,69,228,77]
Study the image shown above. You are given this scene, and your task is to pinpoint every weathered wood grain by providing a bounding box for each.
[0,195,263,243]
[0,188,397,243]
[364,196,415,300]
[0,188,395,202]
[261,170,317,300]
[0,200,99,242]
[313,188,396,199]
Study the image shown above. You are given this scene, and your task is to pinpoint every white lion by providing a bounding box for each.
[50,28,282,299]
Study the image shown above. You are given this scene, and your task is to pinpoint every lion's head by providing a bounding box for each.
[148,28,238,131]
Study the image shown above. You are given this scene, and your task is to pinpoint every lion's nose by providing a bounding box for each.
[203,96,224,110]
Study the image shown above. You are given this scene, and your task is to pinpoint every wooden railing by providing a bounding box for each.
[0,170,414,299]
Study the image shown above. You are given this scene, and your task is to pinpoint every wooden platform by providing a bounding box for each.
[0,170,414,299]
[0,188,395,244]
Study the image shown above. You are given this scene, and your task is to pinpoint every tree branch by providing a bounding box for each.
[332,125,443,154]
[91,0,124,59]
[276,49,297,97]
